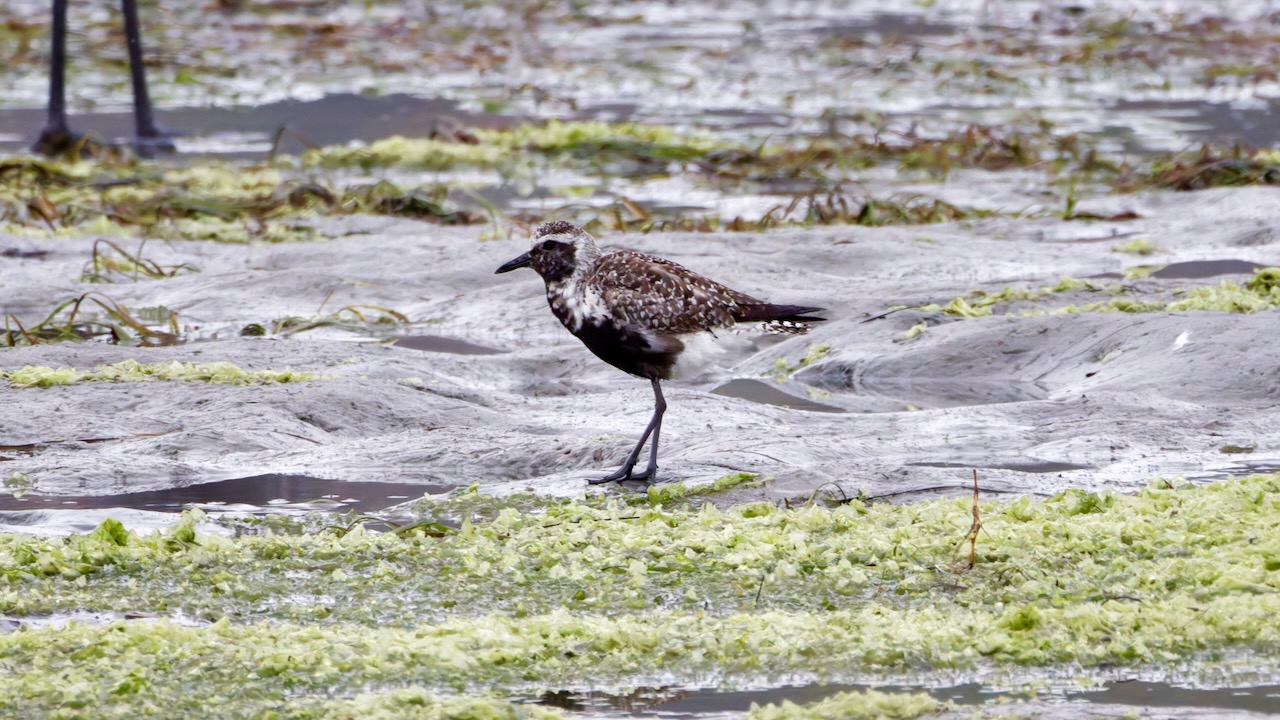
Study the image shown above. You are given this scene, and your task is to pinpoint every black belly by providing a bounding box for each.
[571,319,681,380]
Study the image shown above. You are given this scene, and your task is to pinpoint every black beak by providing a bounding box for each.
[495,252,532,274]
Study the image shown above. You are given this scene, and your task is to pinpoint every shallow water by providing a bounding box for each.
[534,680,1280,717]
[0,473,445,513]
[0,93,510,160]
[1151,259,1268,280]
[394,333,508,355]
[2,94,1277,164]
[710,378,845,414]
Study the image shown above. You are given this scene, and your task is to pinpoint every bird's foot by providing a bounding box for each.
[588,466,634,485]
[588,464,659,486]
[134,126,186,158]
[32,125,179,159]
[133,127,179,159]
[31,126,104,158]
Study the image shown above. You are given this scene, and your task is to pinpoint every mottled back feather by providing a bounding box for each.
[591,250,760,335]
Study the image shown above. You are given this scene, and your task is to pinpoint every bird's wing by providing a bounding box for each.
[591,250,758,334]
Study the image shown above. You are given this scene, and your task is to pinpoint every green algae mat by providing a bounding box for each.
[2,473,1279,718]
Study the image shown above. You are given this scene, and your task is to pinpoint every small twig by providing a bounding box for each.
[862,485,963,501]
[320,515,453,538]
[321,515,391,536]
[267,124,287,165]
[540,515,642,529]
[805,481,849,506]
[860,305,914,323]
[389,520,454,537]
[315,287,337,315]
[335,304,410,324]
[5,314,37,346]
[952,469,983,572]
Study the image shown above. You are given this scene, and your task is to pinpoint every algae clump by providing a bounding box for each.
[898,321,928,341]
[1,473,1279,716]
[746,689,946,720]
[772,343,831,382]
[302,120,719,170]
[1111,238,1163,255]
[1,359,318,388]
[637,471,764,504]
[933,267,1280,318]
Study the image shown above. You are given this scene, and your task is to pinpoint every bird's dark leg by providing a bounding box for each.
[628,378,665,482]
[120,0,174,157]
[31,0,80,155]
[590,377,666,485]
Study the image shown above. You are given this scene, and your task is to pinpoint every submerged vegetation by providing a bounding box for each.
[3,289,414,347]
[0,359,316,388]
[264,303,410,339]
[0,473,1279,715]
[929,267,1280,318]
[746,689,944,720]
[0,157,482,243]
[2,291,181,346]
[303,121,719,171]
[6,112,1280,244]
[81,238,199,283]
[772,344,832,383]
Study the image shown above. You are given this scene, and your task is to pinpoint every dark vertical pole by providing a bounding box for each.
[120,0,159,138]
[46,0,70,132]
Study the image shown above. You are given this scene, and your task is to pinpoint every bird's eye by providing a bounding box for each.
[540,240,557,251]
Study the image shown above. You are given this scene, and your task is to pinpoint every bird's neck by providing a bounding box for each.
[571,234,602,265]
[545,272,602,334]
[543,238,605,332]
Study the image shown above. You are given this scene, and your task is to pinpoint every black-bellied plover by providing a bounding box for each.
[496,220,826,484]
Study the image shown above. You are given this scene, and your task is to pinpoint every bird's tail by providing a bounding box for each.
[735,304,827,335]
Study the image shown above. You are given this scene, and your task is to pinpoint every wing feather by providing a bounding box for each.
[590,250,757,335]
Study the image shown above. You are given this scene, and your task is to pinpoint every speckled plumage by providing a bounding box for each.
[525,222,823,376]
[496,221,826,484]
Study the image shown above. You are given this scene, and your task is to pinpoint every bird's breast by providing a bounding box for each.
[545,281,607,334]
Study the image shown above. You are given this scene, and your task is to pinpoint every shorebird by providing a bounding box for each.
[496,221,826,484]
[33,0,172,157]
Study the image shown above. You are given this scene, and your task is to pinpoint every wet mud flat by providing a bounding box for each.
[3,0,1280,717]
[2,193,1280,718]
[3,192,1278,505]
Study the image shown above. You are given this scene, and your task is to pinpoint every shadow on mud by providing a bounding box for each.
[0,473,447,514]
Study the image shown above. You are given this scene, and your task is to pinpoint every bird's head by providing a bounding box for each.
[494,220,600,283]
